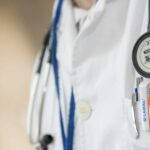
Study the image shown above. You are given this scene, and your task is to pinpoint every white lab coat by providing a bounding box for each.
[29,0,150,149]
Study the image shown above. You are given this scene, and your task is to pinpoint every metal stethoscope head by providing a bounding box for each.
[132,0,150,78]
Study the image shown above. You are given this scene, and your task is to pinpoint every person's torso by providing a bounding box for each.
[39,0,149,149]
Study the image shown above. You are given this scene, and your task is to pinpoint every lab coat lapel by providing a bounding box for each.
[75,0,106,38]
[57,0,77,73]
[57,0,77,134]
[72,0,129,68]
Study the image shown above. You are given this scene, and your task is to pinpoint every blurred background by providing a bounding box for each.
[0,0,53,150]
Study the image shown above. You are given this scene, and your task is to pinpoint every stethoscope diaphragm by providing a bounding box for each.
[132,32,150,78]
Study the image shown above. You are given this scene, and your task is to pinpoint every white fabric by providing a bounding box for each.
[73,7,89,31]
[28,0,150,149]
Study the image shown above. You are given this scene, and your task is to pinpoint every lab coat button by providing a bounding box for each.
[77,101,92,121]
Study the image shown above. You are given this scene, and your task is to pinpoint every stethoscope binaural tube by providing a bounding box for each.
[27,30,53,150]
[132,0,150,78]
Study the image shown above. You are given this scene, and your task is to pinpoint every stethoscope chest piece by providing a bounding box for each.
[132,32,150,78]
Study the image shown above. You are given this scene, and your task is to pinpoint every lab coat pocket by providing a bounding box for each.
[125,98,150,149]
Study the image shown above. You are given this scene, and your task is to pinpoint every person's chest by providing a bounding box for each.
[55,0,146,149]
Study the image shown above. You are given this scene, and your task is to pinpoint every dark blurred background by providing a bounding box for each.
[0,0,53,149]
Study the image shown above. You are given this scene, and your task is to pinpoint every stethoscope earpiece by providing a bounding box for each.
[40,135,54,150]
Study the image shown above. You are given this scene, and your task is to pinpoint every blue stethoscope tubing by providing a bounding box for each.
[50,0,75,149]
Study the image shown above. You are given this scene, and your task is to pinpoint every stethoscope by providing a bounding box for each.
[27,30,54,150]
[132,0,150,78]
[28,0,76,149]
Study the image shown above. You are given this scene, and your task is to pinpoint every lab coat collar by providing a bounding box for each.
[58,0,107,39]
